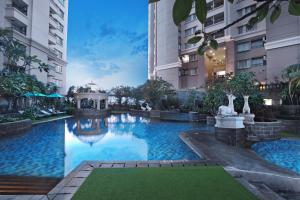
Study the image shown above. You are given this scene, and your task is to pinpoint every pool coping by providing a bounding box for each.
[32,115,73,125]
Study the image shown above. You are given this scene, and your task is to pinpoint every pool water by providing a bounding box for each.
[252,139,300,174]
[0,114,209,178]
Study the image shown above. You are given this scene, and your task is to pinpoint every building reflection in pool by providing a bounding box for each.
[74,118,108,146]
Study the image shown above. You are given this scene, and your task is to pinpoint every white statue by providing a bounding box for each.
[218,94,238,116]
[243,95,251,114]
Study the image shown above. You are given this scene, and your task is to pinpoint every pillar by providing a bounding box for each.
[93,99,96,109]
[97,99,100,110]
[77,98,81,109]
[105,98,108,109]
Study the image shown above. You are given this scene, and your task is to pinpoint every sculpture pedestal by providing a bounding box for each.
[215,116,246,147]
[239,113,255,125]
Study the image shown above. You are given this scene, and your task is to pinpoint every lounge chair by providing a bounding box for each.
[146,104,152,111]
[141,105,147,111]
[40,110,52,116]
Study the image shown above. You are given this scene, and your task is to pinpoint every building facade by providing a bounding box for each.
[148,0,300,103]
[0,0,68,94]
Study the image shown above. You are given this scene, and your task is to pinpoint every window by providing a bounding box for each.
[213,30,225,39]
[237,59,251,69]
[186,13,196,23]
[179,69,189,76]
[214,0,224,8]
[190,68,197,75]
[205,17,214,27]
[189,54,197,61]
[252,57,264,66]
[238,26,243,34]
[56,36,63,46]
[207,1,213,11]
[185,26,197,37]
[58,23,64,32]
[251,39,263,48]
[214,13,224,23]
[237,9,243,17]
[245,5,256,14]
[246,24,257,32]
[56,65,63,73]
[54,49,63,59]
[237,42,251,52]
[58,9,64,19]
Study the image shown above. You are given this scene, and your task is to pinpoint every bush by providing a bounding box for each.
[203,84,226,116]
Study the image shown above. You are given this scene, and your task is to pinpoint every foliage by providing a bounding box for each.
[111,86,133,105]
[203,72,264,115]
[21,107,38,120]
[0,28,49,74]
[282,64,300,105]
[149,0,300,55]
[203,84,226,115]
[140,78,176,109]
[182,90,200,112]
[0,73,46,97]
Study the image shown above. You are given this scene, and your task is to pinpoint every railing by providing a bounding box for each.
[6,3,27,16]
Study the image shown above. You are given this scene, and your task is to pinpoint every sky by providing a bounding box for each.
[67,0,149,90]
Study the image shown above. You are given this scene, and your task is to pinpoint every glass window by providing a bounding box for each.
[237,42,251,52]
[237,59,251,69]
[205,16,214,27]
[189,54,197,61]
[237,9,243,17]
[246,24,257,32]
[58,9,64,19]
[214,13,224,23]
[238,26,243,34]
[245,4,256,14]
[190,68,197,75]
[214,0,224,8]
[207,1,213,11]
[56,65,63,73]
[251,39,263,48]
[56,36,63,46]
[252,57,264,66]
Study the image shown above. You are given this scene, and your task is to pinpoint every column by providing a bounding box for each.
[97,99,100,110]
[93,99,96,109]
[105,98,108,109]
[77,98,81,109]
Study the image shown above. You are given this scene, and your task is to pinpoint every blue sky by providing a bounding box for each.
[67,0,148,90]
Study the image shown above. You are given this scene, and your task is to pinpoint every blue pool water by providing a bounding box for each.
[0,114,208,178]
[252,139,300,174]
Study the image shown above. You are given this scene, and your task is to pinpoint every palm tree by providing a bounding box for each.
[283,64,300,105]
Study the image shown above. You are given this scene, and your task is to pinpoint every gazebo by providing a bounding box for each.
[74,82,108,110]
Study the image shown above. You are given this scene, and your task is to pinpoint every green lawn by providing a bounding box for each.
[72,166,257,200]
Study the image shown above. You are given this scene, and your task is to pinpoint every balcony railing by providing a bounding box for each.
[7,3,27,16]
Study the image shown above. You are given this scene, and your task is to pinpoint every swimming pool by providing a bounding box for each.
[252,139,300,174]
[0,114,208,178]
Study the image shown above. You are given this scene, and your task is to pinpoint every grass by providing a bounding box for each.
[72,166,257,200]
[280,131,300,138]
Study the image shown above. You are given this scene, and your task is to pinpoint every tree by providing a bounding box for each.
[110,86,133,105]
[149,0,300,55]
[0,28,49,74]
[283,64,300,104]
[140,78,176,109]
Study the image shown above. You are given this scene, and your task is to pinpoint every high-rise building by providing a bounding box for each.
[148,0,300,103]
[0,0,69,94]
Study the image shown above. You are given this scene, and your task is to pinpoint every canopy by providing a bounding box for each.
[24,92,46,97]
[47,93,64,98]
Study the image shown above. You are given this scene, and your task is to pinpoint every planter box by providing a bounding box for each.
[245,120,282,140]
[0,119,32,136]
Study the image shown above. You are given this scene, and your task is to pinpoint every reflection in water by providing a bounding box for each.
[0,114,203,178]
[64,114,149,175]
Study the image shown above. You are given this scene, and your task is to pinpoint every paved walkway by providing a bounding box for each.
[180,131,300,197]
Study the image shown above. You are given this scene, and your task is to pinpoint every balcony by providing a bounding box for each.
[5,5,28,25]
[50,0,59,14]
[49,15,58,28]
[48,31,56,45]
[47,66,56,77]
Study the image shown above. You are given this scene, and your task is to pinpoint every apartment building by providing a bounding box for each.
[0,0,68,94]
[148,0,300,103]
